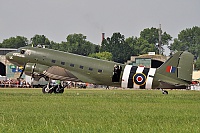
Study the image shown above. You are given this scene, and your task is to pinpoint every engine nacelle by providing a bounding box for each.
[24,63,49,80]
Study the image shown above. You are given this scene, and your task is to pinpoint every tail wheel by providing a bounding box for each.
[159,88,169,95]
[162,90,168,95]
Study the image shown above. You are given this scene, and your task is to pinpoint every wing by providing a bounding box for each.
[43,66,81,82]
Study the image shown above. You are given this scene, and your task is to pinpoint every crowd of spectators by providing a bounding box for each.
[0,79,31,88]
[0,79,105,89]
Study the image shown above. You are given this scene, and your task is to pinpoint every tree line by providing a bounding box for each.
[1,26,200,69]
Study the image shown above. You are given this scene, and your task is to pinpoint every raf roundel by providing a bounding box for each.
[133,73,147,86]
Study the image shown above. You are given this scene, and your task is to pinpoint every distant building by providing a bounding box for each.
[192,70,200,81]
[0,48,17,55]
[126,53,168,68]
[0,48,18,78]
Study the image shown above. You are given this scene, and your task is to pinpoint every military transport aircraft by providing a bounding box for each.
[5,46,194,94]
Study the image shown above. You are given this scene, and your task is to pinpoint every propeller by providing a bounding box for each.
[17,64,26,80]
[30,64,37,80]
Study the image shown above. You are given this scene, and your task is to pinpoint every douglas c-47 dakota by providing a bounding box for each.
[6,46,194,94]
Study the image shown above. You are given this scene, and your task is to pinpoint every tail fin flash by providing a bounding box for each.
[157,51,194,82]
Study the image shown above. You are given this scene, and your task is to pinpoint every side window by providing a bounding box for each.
[80,65,84,69]
[98,69,103,73]
[89,67,93,71]
[70,64,75,67]
[61,62,65,65]
[20,50,25,54]
[52,60,56,63]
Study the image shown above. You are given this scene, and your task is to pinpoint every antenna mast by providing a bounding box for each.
[158,24,162,55]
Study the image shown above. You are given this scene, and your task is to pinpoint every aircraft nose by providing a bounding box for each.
[6,52,14,61]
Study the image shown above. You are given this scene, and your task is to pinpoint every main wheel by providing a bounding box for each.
[54,87,64,94]
[42,85,53,94]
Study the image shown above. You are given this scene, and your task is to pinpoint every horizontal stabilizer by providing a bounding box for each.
[158,80,187,89]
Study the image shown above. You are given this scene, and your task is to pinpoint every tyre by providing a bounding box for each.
[42,84,53,94]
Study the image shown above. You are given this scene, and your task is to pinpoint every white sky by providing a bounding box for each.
[0,0,199,46]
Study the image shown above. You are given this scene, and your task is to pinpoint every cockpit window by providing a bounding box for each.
[20,50,25,54]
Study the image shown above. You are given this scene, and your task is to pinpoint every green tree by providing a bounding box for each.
[125,36,140,55]
[88,52,112,61]
[65,33,98,56]
[126,37,158,56]
[140,27,172,54]
[194,58,200,70]
[101,32,132,63]
[101,37,112,52]
[169,26,200,58]
[136,37,157,55]
[30,34,50,47]
[0,36,28,48]
[49,41,61,50]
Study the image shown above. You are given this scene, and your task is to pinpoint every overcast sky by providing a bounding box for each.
[0,0,200,45]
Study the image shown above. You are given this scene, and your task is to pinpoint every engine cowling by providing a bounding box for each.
[24,63,49,80]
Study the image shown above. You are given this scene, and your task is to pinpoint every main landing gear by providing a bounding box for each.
[42,81,66,94]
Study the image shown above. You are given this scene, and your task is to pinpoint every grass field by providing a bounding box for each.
[0,88,200,133]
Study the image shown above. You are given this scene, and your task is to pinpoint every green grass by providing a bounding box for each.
[0,89,200,133]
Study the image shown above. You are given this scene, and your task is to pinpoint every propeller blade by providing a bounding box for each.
[18,64,26,80]
[31,64,36,79]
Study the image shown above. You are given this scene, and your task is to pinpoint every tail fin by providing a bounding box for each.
[157,51,194,82]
